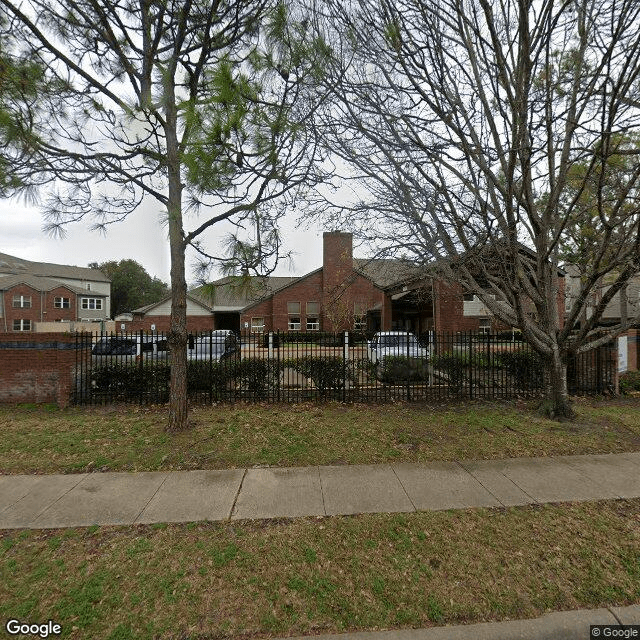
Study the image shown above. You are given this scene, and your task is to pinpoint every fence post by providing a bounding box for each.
[343,331,349,402]
[596,346,603,394]
[139,328,144,405]
[406,331,411,401]
[469,332,474,399]
[268,332,274,360]
[613,340,619,395]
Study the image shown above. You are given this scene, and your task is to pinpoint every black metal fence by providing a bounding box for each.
[73,330,617,405]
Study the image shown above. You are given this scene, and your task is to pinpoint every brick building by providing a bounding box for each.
[128,231,562,335]
[0,253,111,331]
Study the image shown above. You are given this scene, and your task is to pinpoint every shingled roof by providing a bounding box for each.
[0,274,106,296]
[353,258,425,290]
[190,276,300,310]
[0,252,110,282]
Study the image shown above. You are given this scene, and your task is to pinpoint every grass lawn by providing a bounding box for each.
[1,397,640,474]
[1,499,639,639]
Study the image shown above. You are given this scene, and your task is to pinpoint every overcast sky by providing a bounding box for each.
[0,195,329,286]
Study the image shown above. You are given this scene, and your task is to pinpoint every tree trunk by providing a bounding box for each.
[165,87,189,433]
[539,348,575,420]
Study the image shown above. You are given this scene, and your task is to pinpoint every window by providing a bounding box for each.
[463,292,475,302]
[479,318,491,334]
[12,295,31,308]
[354,302,367,331]
[13,319,31,331]
[81,298,102,310]
[306,302,320,330]
[287,301,301,330]
[54,297,70,309]
[251,317,265,332]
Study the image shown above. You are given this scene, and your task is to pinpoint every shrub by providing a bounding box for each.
[378,356,430,383]
[227,358,282,398]
[289,356,353,396]
[497,349,544,390]
[619,370,640,394]
[431,353,467,394]
[90,362,171,401]
[186,360,230,398]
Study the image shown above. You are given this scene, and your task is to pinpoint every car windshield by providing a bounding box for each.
[378,335,418,348]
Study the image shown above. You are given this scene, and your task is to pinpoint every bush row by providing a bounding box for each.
[89,356,357,400]
[88,348,546,401]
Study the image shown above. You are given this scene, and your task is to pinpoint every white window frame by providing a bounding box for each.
[287,302,301,330]
[81,297,103,310]
[479,318,491,334]
[353,302,367,331]
[306,318,320,331]
[250,317,265,332]
[54,297,70,309]
[13,319,31,331]
[12,295,31,308]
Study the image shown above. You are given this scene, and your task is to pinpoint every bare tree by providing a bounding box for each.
[0,0,324,430]
[313,0,640,417]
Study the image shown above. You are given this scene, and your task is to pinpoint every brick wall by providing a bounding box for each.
[433,276,566,333]
[0,332,77,407]
[1,283,79,331]
[433,281,481,332]
[43,286,77,323]
[323,232,353,293]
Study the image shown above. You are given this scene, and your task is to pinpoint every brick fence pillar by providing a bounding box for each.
[0,332,78,407]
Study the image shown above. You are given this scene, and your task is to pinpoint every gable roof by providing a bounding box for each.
[0,274,106,296]
[132,276,301,315]
[353,258,425,290]
[132,293,215,315]
[0,252,110,282]
[190,276,300,311]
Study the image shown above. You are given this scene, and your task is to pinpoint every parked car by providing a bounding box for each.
[367,331,430,379]
[187,330,239,361]
[92,335,156,357]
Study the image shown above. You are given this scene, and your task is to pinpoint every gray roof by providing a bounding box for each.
[353,258,426,290]
[132,261,425,317]
[132,276,300,314]
[0,252,110,282]
[0,274,106,296]
[190,276,300,311]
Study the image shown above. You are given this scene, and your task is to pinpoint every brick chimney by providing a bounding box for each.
[323,231,353,292]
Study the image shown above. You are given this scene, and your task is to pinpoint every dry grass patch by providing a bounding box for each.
[1,499,640,638]
[1,397,639,474]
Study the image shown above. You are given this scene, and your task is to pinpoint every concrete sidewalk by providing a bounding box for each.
[278,605,640,640]
[1,452,640,529]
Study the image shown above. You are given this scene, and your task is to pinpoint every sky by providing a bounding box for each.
[0,195,329,286]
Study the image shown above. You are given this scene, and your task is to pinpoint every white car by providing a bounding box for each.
[187,330,239,361]
[367,331,430,379]
[367,331,429,361]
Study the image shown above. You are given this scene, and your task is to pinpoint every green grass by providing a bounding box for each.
[1,397,640,474]
[1,499,639,638]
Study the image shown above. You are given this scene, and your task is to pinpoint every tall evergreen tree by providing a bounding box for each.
[0,0,324,430]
